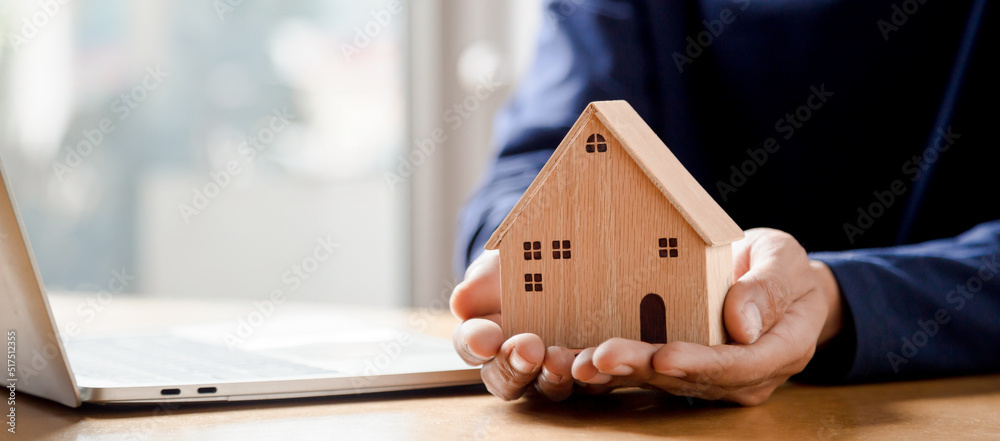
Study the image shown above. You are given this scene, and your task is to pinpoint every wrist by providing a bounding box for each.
[810,260,843,346]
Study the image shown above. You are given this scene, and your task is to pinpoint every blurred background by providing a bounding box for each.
[0,0,544,307]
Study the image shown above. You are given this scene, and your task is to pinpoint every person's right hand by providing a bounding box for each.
[450,250,581,401]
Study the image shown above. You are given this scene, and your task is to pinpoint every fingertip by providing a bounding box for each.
[591,338,628,373]
[508,333,545,368]
[724,278,768,345]
[571,348,604,383]
[572,352,612,384]
[449,280,474,319]
[742,302,762,344]
[724,300,762,345]
[457,319,503,363]
[538,366,563,385]
[462,250,499,286]
[463,250,499,277]
[449,281,501,321]
[535,346,576,401]
[451,251,501,320]
[481,334,544,401]
[724,275,758,307]
[543,346,576,377]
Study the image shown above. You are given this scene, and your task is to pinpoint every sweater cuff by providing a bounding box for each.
[796,251,887,383]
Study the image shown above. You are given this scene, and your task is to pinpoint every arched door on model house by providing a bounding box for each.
[640,293,666,344]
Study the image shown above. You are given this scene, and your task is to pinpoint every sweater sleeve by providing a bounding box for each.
[800,220,1000,383]
[453,0,657,276]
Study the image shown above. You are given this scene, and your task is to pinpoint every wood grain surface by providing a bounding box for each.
[495,102,734,348]
[12,294,1000,441]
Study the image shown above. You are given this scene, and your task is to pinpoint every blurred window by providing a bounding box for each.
[0,0,408,306]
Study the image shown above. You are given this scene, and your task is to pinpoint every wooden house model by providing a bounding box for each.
[485,100,743,348]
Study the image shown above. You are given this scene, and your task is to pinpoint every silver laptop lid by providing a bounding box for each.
[0,155,80,407]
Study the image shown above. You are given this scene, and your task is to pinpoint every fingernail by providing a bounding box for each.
[509,349,536,373]
[659,368,686,378]
[463,342,491,362]
[743,302,762,344]
[600,364,634,376]
[540,367,563,384]
[584,372,612,384]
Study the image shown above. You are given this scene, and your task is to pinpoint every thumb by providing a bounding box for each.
[723,231,811,344]
[450,250,502,320]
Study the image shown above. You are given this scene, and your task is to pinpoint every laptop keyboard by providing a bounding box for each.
[66,335,340,385]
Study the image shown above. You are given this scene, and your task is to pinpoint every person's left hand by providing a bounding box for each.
[568,228,844,405]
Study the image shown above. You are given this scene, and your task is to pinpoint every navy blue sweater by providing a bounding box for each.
[455,0,999,382]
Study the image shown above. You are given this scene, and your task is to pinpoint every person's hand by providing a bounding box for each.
[450,250,581,401]
[570,228,844,405]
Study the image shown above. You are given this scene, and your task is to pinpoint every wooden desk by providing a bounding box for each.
[14,294,1000,440]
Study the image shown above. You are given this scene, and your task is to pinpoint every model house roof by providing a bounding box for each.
[485,100,744,249]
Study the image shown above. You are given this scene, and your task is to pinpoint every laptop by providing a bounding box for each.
[0,158,481,407]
